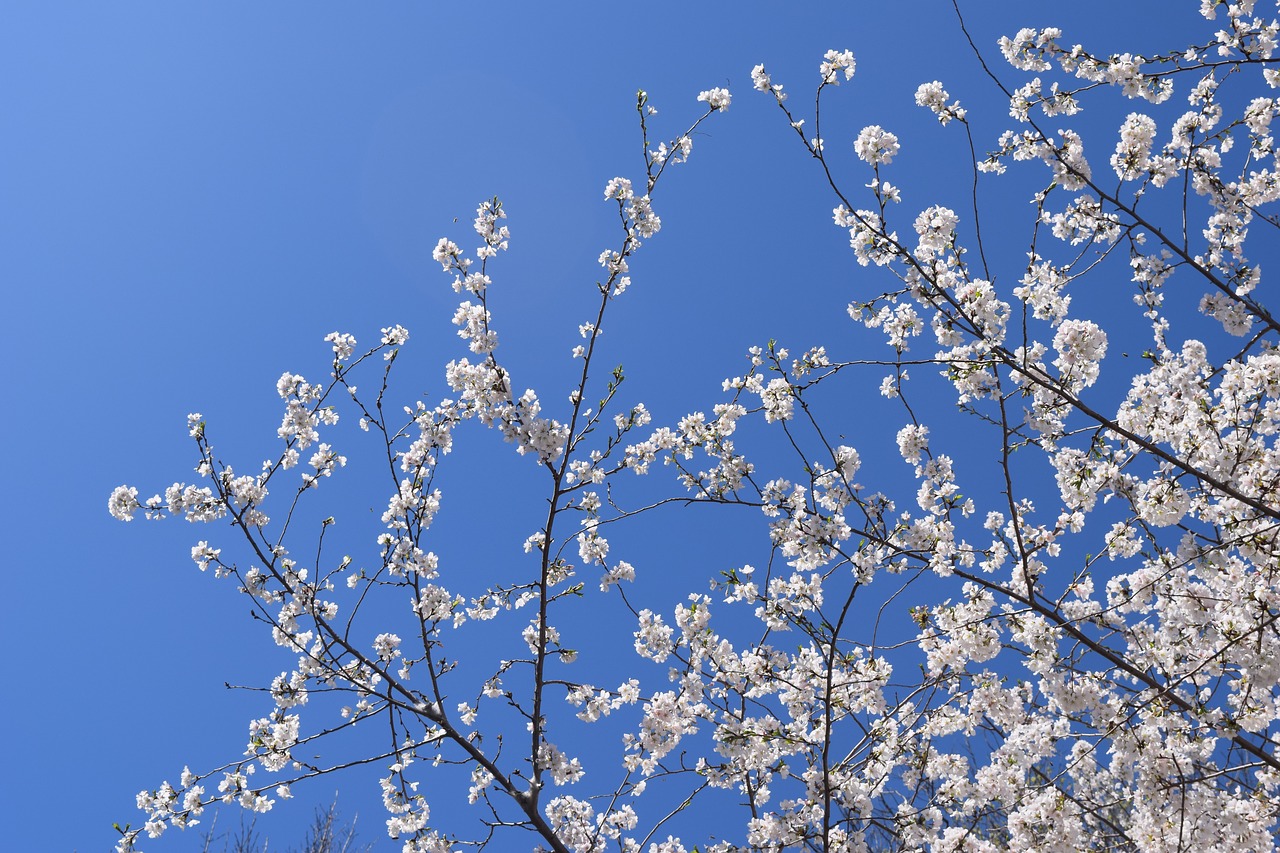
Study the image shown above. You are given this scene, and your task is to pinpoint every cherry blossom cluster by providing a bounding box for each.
[710,4,1280,847]
[111,88,741,853]
[112,3,1280,851]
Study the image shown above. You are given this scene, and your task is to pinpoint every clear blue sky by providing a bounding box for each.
[2,2,1210,849]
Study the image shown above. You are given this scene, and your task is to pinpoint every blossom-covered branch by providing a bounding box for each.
[112,2,1280,851]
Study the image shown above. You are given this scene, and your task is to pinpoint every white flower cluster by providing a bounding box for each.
[819,48,856,84]
[853,124,900,165]
[110,13,1280,852]
[696,87,731,112]
[915,81,966,124]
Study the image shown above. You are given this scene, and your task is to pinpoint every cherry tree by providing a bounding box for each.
[111,2,1280,850]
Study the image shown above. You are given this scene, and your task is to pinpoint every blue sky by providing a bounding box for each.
[2,2,1215,849]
